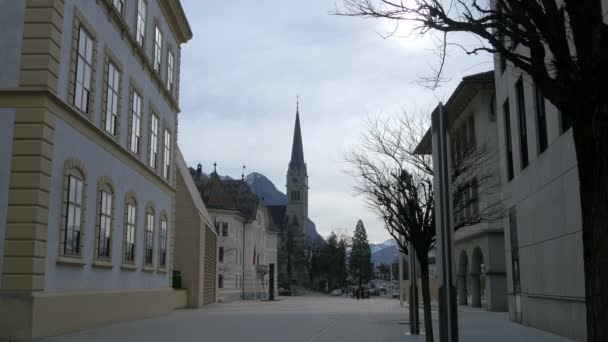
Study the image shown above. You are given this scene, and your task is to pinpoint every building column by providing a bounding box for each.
[457,274,467,305]
[471,273,481,308]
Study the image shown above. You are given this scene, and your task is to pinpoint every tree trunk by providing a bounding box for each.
[571,102,608,342]
[419,254,434,342]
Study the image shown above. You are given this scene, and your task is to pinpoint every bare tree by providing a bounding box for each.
[334,2,608,339]
[345,114,500,341]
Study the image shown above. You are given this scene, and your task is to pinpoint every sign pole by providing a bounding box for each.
[432,102,458,342]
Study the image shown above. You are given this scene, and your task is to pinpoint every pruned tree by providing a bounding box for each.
[335,1,608,340]
[345,114,500,341]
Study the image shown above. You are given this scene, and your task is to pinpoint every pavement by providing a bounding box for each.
[38,295,574,342]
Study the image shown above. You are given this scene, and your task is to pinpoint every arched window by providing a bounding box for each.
[96,177,115,259]
[159,213,168,268]
[144,205,155,266]
[61,159,87,257]
[124,192,137,263]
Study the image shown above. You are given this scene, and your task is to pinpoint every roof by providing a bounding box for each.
[223,180,261,220]
[190,166,267,221]
[290,108,305,164]
[414,70,495,155]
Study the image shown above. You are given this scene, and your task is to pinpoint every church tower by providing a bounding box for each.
[286,100,308,223]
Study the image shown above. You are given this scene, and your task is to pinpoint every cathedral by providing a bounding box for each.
[267,102,318,288]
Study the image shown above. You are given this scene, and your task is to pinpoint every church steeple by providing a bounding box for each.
[290,99,305,164]
[286,98,308,219]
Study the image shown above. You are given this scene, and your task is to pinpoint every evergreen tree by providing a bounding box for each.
[349,220,373,287]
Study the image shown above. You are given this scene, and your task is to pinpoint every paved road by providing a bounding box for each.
[39,296,573,342]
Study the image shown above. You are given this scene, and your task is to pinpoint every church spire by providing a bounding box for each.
[290,98,305,164]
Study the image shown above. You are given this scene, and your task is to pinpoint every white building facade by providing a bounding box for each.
[493,57,586,339]
[190,168,279,302]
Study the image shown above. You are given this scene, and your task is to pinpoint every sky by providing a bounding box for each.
[177,0,493,244]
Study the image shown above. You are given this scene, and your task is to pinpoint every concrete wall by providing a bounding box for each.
[494,66,586,340]
[0,0,25,87]
[46,119,173,291]
[0,108,16,287]
[174,169,204,307]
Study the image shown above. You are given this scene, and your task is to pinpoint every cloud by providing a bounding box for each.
[178,0,492,243]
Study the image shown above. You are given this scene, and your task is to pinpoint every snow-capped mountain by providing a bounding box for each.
[370,239,399,265]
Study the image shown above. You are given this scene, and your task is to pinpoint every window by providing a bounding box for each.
[104,62,120,135]
[163,129,171,179]
[219,247,224,263]
[560,110,572,133]
[124,202,136,263]
[222,222,228,237]
[154,25,162,72]
[97,190,112,258]
[167,51,175,92]
[149,114,159,168]
[214,221,220,235]
[130,90,142,154]
[159,218,167,267]
[65,176,84,255]
[504,99,514,181]
[534,85,548,154]
[136,0,147,47]
[112,0,124,14]
[75,27,94,113]
[516,78,529,169]
[218,274,224,288]
[145,210,154,265]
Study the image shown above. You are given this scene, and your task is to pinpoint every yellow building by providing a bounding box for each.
[0,0,192,340]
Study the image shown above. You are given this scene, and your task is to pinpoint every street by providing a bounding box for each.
[38,296,573,342]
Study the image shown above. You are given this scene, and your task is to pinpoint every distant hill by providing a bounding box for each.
[244,172,287,206]
[369,239,397,253]
[370,239,399,265]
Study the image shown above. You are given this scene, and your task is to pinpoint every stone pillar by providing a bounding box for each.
[457,274,467,305]
[471,273,481,308]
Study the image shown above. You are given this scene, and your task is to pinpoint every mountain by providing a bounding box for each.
[244,172,286,206]
[371,245,399,266]
[369,239,397,253]
[369,239,399,265]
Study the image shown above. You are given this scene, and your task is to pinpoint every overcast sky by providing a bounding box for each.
[177,0,493,244]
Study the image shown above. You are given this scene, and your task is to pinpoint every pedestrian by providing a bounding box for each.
[356,288,360,300]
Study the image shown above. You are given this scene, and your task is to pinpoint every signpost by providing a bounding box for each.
[432,103,459,342]
[409,240,420,334]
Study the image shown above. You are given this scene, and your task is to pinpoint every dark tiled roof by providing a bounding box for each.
[223,180,260,220]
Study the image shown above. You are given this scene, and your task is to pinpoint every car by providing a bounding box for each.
[330,289,343,296]
[278,287,292,296]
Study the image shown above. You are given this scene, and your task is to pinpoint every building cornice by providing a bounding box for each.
[159,0,193,44]
[0,88,176,194]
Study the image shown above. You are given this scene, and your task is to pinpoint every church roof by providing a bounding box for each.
[290,105,305,165]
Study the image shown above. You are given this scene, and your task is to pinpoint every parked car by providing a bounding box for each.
[278,287,292,296]
[330,289,343,296]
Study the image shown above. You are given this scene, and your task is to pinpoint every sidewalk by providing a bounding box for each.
[37,297,575,342]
